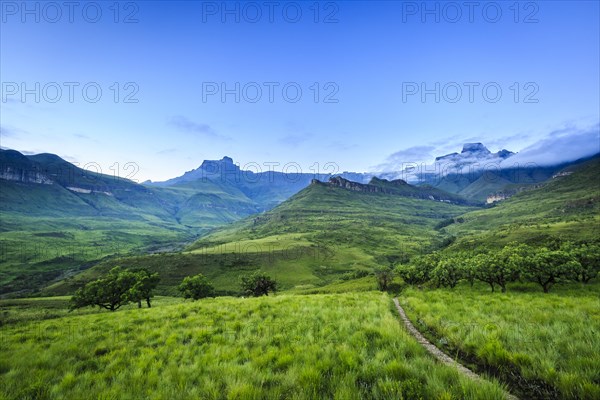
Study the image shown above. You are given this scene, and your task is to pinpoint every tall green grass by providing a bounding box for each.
[0,293,508,399]
[400,283,600,399]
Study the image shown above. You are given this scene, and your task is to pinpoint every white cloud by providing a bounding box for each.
[499,124,599,167]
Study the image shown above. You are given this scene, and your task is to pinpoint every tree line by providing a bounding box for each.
[70,269,277,311]
[394,242,600,293]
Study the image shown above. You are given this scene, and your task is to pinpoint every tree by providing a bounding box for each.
[70,267,137,311]
[462,256,477,288]
[431,256,464,288]
[128,269,160,308]
[396,264,423,285]
[493,244,522,292]
[471,246,520,293]
[178,274,215,300]
[240,272,277,296]
[374,266,394,291]
[472,253,497,292]
[396,253,439,285]
[523,247,579,293]
[570,243,600,283]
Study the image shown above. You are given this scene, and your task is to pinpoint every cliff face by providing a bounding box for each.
[311,176,469,204]
[0,150,54,185]
[328,176,385,192]
[0,167,53,184]
[486,193,509,204]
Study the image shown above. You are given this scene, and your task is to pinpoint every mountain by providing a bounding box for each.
[47,175,476,295]
[389,143,598,202]
[4,146,599,296]
[148,145,597,204]
[0,150,296,295]
[312,176,477,205]
[443,155,600,250]
[434,142,514,164]
[0,151,355,295]
[148,156,332,210]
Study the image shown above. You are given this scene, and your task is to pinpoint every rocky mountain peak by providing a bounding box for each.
[461,143,491,154]
[200,156,238,172]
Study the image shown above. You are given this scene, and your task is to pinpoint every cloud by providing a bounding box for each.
[373,122,599,181]
[374,145,436,171]
[278,134,310,147]
[0,125,28,138]
[156,148,178,155]
[168,115,229,140]
[500,123,600,167]
[485,132,532,150]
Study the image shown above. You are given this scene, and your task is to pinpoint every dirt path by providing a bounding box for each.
[393,298,519,400]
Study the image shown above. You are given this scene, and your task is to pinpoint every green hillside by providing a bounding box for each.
[46,179,476,296]
[0,151,265,295]
[444,156,600,250]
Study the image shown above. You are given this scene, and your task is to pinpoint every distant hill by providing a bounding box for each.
[0,151,321,295]
[4,147,599,296]
[47,176,476,296]
[443,155,600,249]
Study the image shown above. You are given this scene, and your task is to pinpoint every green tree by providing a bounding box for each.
[70,267,137,311]
[472,253,497,292]
[396,264,422,285]
[432,256,464,288]
[472,246,520,293]
[178,274,215,300]
[240,272,277,297]
[493,244,522,292]
[462,256,477,288]
[374,266,394,291]
[570,243,600,283]
[523,248,579,293]
[128,269,160,308]
[396,253,439,285]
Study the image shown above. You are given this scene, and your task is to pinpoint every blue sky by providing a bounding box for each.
[1,1,599,182]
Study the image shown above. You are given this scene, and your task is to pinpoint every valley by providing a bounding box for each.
[1,146,599,400]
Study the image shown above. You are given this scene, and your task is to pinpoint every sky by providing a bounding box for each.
[1,0,599,182]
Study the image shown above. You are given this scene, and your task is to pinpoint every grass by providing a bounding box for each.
[0,292,509,399]
[399,282,600,399]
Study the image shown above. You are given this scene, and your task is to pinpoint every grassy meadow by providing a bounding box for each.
[0,292,510,400]
[399,283,600,399]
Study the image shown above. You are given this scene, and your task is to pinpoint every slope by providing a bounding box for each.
[443,155,600,249]
[0,150,261,295]
[49,178,476,295]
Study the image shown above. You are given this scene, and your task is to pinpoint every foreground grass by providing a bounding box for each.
[400,284,600,399]
[0,293,508,399]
